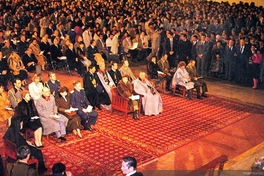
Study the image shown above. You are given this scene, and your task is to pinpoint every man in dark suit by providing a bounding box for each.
[191,35,198,61]
[83,65,110,110]
[196,33,209,77]
[164,31,178,68]
[50,38,65,69]
[223,39,237,80]
[87,39,99,64]
[235,39,250,84]
[70,81,98,131]
[22,48,38,72]
[46,22,54,38]
[108,62,122,86]
[177,33,192,64]
[121,156,144,176]
[17,35,28,57]
[50,38,63,62]
[65,43,85,76]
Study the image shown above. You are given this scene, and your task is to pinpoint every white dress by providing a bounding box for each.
[172,68,194,90]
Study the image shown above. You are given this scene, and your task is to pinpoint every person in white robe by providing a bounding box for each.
[133,71,162,116]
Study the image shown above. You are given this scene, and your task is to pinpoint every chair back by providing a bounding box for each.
[3,139,17,160]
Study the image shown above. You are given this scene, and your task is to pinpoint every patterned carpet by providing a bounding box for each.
[1,93,264,176]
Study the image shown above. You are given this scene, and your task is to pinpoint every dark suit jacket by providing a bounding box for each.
[223,45,237,63]
[236,45,250,66]
[164,37,178,55]
[191,41,198,60]
[50,44,63,62]
[0,57,9,73]
[130,172,144,176]
[83,72,100,96]
[83,72,101,106]
[65,48,78,68]
[108,69,122,86]
[44,80,61,97]
[39,41,51,59]
[17,41,28,57]
[177,39,192,58]
[15,99,42,131]
[196,41,209,59]
[46,27,53,37]
[22,54,38,72]
[87,46,99,63]
[70,89,90,111]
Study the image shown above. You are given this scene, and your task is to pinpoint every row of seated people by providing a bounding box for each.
[83,61,163,119]
[0,37,93,89]
[2,75,98,143]
[147,53,208,100]
[1,79,98,175]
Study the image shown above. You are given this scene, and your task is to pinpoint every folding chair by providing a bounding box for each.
[50,54,72,76]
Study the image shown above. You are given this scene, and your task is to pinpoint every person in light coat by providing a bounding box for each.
[172,61,194,100]
[35,87,68,142]
[133,71,162,116]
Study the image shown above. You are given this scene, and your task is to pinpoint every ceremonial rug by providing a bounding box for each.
[1,93,264,176]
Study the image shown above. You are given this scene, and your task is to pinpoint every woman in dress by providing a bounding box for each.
[55,86,82,138]
[3,115,47,174]
[250,46,263,89]
[15,90,43,147]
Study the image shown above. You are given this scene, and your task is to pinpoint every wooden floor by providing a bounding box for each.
[30,60,264,175]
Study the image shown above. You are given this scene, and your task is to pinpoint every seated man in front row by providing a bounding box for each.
[35,87,68,142]
[133,71,163,116]
[70,81,98,131]
[186,59,208,99]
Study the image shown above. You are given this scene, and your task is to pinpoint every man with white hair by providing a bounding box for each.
[133,72,163,116]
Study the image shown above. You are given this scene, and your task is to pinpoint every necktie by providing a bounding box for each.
[170,39,173,50]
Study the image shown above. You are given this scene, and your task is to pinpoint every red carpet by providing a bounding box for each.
[1,82,264,175]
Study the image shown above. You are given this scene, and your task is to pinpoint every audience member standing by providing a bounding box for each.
[196,34,209,77]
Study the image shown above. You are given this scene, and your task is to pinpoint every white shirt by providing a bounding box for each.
[106,37,113,48]
[29,82,44,101]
